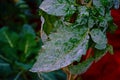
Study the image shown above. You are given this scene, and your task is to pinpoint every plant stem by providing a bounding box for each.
[14,70,24,80]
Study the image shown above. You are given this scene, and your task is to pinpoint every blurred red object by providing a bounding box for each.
[81,8,120,80]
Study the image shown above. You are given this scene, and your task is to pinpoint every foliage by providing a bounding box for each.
[0,0,67,80]
[0,0,43,80]
[0,0,119,80]
[0,26,41,80]
[30,0,120,80]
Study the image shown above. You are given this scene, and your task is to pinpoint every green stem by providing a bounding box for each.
[14,70,24,80]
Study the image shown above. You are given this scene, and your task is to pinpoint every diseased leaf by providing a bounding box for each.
[39,0,76,16]
[88,17,94,28]
[76,6,89,25]
[105,12,113,22]
[30,25,89,72]
[93,0,105,16]
[68,58,94,74]
[95,43,106,50]
[29,0,118,78]
[113,0,120,9]
[93,0,102,8]
[90,29,107,44]
[99,19,108,28]
[98,6,105,16]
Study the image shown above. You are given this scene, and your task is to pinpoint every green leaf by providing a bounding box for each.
[94,49,107,61]
[94,44,114,61]
[107,44,114,54]
[39,0,76,16]
[1,46,18,61]
[107,23,117,33]
[100,0,114,9]
[22,24,36,37]
[0,62,12,76]
[90,29,107,45]
[18,24,37,54]
[0,27,8,43]
[39,11,58,35]
[15,61,32,70]
[39,70,66,80]
[68,58,94,74]
[18,34,36,54]
[100,0,109,6]
[30,25,89,72]
[0,27,19,47]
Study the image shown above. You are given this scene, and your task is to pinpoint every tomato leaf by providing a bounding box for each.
[90,29,107,45]
[39,0,76,16]
[95,43,106,50]
[68,58,94,74]
[30,25,89,72]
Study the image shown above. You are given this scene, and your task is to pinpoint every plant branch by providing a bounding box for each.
[14,70,24,80]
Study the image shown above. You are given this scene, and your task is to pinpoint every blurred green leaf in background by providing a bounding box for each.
[0,0,66,80]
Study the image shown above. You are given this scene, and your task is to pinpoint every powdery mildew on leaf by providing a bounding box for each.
[30,26,89,72]
[39,0,76,16]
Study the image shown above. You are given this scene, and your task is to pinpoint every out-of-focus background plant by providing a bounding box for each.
[0,0,66,80]
[0,0,42,80]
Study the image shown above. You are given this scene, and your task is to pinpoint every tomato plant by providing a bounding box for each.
[0,0,119,80]
[30,0,120,80]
